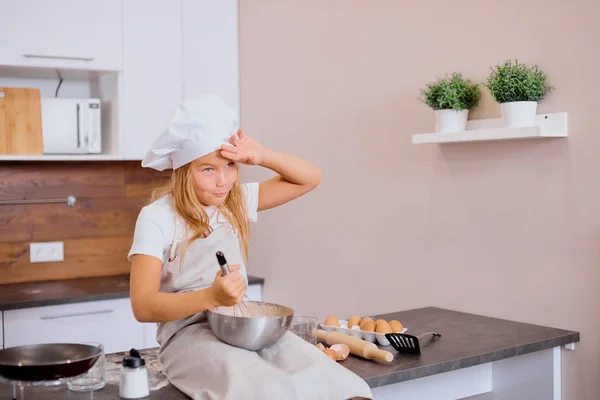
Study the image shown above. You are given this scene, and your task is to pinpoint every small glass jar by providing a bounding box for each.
[67,342,106,392]
[289,316,318,344]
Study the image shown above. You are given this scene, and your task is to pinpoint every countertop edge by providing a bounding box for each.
[0,292,131,311]
[364,331,580,388]
[247,276,266,286]
[0,276,265,311]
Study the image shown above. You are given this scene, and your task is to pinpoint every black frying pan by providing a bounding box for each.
[0,343,101,382]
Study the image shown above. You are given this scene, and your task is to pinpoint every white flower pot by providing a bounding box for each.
[434,109,469,133]
[500,101,538,128]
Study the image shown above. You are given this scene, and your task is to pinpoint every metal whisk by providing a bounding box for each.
[215,251,255,317]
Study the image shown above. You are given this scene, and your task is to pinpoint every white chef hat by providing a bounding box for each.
[141,94,238,171]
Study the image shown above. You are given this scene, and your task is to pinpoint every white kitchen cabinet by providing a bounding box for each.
[119,0,240,161]
[0,0,122,71]
[0,0,240,162]
[142,322,160,350]
[182,0,240,117]
[246,283,263,302]
[140,283,263,349]
[119,0,183,160]
[3,298,143,354]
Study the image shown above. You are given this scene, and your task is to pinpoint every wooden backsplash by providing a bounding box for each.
[0,161,170,284]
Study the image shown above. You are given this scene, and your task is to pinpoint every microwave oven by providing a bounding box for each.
[41,98,102,154]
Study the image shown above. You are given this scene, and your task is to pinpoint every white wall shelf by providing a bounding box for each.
[0,154,121,161]
[0,65,119,81]
[412,112,568,144]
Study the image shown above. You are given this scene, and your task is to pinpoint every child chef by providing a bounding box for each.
[128,95,373,399]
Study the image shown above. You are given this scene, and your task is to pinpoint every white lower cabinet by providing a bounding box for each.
[4,284,264,352]
[246,283,263,302]
[142,322,160,350]
[3,298,143,354]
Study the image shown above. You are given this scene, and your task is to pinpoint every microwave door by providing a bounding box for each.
[42,99,87,154]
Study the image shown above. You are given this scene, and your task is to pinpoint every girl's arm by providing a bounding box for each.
[256,148,322,211]
[130,254,246,323]
[221,130,323,211]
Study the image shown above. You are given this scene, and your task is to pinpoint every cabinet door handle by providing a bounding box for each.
[76,103,82,148]
[23,54,94,62]
[40,309,114,320]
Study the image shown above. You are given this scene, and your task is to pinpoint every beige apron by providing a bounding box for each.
[156,218,374,400]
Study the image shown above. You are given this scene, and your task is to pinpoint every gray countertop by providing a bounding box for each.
[0,306,579,399]
[0,275,265,311]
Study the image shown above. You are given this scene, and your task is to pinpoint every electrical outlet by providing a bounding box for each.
[30,242,64,263]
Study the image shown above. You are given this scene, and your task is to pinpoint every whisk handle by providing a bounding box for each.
[215,251,230,275]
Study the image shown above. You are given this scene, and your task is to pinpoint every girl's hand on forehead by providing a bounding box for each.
[220,129,264,166]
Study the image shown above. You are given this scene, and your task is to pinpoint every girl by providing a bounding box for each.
[128,95,372,400]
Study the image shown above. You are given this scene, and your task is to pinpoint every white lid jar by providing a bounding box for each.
[119,350,150,399]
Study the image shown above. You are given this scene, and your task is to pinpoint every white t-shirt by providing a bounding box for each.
[128,182,259,264]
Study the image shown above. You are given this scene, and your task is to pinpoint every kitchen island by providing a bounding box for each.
[0,307,578,400]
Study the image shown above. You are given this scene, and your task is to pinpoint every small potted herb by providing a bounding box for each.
[421,73,481,133]
[485,59,553,128]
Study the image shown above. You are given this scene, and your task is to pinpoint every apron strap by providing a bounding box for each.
[168,215,179,262]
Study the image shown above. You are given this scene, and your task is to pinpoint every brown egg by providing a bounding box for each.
[323,348,338,361]
[359,317,373,328]
[315,343,326,351]
[361,320,375,332]
[347,315,361,328]
[375,319,387,326]
[389,320,404,332]
[324,316,340,327]
[375,320,392,334]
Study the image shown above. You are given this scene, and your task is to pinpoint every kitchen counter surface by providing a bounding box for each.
[0,274,265,311]
[0,306,579,399]
[340,306,578,387]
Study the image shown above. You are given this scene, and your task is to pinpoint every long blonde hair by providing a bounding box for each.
[149,163,250,267]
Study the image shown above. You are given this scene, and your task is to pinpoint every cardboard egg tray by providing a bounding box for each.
[318,319,407,346]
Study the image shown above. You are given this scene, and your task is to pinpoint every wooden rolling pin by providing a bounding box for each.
[316,329,394,362]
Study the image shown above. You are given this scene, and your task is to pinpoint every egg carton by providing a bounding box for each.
[318,320,407,346]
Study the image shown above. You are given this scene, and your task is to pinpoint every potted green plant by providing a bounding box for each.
[485,59,553,128]
[421,73,481,133]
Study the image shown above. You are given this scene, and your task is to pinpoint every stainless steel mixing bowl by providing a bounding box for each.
[207,301,294,351]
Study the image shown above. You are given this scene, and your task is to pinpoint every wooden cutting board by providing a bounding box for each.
[0,87,44,155]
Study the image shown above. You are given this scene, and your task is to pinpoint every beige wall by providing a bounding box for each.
[239,1,599,398]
